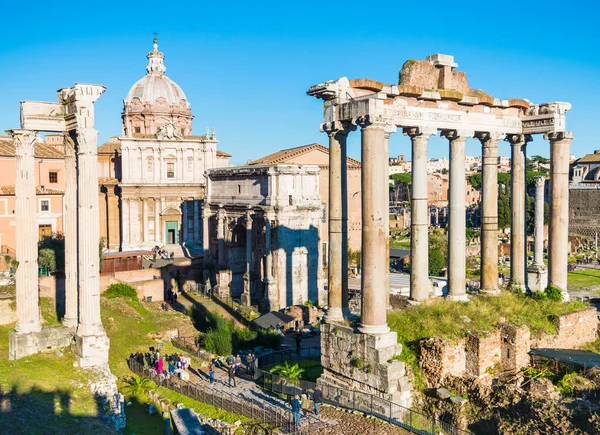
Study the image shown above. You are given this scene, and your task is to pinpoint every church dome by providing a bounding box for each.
[124,39,189,107]
[122,38,193,137]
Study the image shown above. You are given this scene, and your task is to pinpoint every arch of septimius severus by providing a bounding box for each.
[8,84,109,367]
[310,54,572,405]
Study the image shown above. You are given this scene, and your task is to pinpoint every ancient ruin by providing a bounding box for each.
[9,84,109,367]
[308,53,572,405]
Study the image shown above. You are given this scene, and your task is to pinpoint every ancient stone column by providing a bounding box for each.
[182,200,188,244]
[323,123,350,323]
[193,200,200,243]
[477,132,502,294]
[358,117,391,334]
[404,127,434,302]
[340,137,350,317]
[202,204,211,290]
[11,129,42,334]
[442,130,469,301]
[528,176,548,292]
[154,198,161,244]
[122,198,130,250]
[507,134,531,289]
[546,132,573,299]
[217,206,226,268]
[242,208,252,306]
[263,215,278,311]
[142,198,149,243]
[62,135,78,328]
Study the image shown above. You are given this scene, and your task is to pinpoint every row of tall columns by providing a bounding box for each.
[12,130,42,334]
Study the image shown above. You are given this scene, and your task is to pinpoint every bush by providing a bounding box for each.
[204,328,233,356]
[545,285,563,301]
[350,358,363,369]
[103,283,138,303]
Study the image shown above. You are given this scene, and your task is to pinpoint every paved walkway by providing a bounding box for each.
[187,363,332,431]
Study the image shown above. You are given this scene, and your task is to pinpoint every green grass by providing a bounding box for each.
[390,239,411,249]
[567,268,600,290]
[39,297,61,326]
[387,292,589,388]
[263,359,323,382]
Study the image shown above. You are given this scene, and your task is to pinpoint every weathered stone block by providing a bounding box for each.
[75,333,110,368]
[9,326,73,360]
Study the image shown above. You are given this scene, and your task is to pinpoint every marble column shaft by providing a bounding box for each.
[245,210,253,276]
[444,131,468,300]
[547,132,573,296]
[202,205,210,260]
[405,128,432,302]
[122,198,130,248]
[325,127,346,322]
[479,133,502,293]
[507,134,530,288]
[75,128,104,337]
[340,139,350,316]
[142,199,149,243]
[182,201,188,243]
[533,177,545,266]
[217,208,226,267]
[12,130,42,334]
[359,119,390,334]
[263,216,278,310]
[62,136,78,328]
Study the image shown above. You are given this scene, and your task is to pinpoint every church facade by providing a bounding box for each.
[99,39,230,253]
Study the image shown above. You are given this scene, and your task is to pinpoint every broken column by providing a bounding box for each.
[263,214,278,311]
[11,129,42,341]
[527,176,548,292]
[241,207,252,306]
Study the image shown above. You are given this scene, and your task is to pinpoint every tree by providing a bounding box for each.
[38,233,65,272]
[38,249,56,272]
[390,173,412,202]
[468,173,482,188]
[498,186,511,230]
[428,230,447,277]
[270,362,305,385]
[497,172,511,186]
[530,155,550,172]
[121,375,155,397]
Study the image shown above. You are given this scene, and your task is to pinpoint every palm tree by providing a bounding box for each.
[270,362,304,386]
[120,375,156,397]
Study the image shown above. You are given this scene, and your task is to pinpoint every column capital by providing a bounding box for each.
[505,133,532,145]
[475,131,505,145]
[246,208,253,229]
[403,126,436,139]
[8,129,37,154]
[321,121,356,137]
[440,129,473,141]
[534,176,546,188]
[544,131,574,142]
[354,114,393,130]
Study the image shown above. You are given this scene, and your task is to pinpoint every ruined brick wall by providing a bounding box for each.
[465,331,501,377]
[501,325,531,371]
[532,308,598,349]
[420,337,465,387]
[569,189,600,232]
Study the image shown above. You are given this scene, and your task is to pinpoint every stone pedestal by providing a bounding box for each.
[75,333,111,368]
[215,269,232,298]
[9,327,73,360]
[241,274,251,306]
[527,265,548,292]
[318,323,412,408]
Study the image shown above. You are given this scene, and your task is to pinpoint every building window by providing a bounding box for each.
[49,172,58,183]
[167,162,175,178]
[41,200,49,211]
[134,126,141,134]
[39,224,52,241]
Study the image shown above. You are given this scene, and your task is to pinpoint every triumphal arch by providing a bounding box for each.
[9,84,109,367]
[308,54,571,406]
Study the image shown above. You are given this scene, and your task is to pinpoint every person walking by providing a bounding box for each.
[245,353,253,375]
[295,333,302,355]
[228,364,236,387]
[208,360,215,384]
[291,395,302,428]
[301,390,311,417]
[313,386,323,417]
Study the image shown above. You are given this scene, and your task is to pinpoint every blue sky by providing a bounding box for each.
[1,0,598,165]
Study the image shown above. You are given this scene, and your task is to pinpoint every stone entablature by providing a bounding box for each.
[419,308,598,387]
[204,164,325,311]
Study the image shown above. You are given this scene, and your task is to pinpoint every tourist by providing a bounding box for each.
[295,333,302,354]
[226,355,234,366]
[245,353,253,375]
[168,360,175,375]
[228,364,236,387]
[235,354,242,371]
[313,386,323,417]
[301,390,311,416]
[208,360,215,384]
[173,291,178,304]
[291,395,301,427]
[170,251,175,261]
[157,356,165,374]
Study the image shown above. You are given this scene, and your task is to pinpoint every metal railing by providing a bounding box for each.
[128,359,299,432]
[254,347,471,435]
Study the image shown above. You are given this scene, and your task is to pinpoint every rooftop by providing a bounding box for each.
[249,143,361,169]
[0,139,64,159]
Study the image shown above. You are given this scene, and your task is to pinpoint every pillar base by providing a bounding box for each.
[319,323,412,408]
[215,269,232,298]
[9,326,73,360]
[324,307,344,324]
[446,294,469,302]
[261,277,278,313]
[75,331,110,368]
[480,288,502,296]
[527,265,548,292]
[62,317,78,329]
[240,292,251,307]
[358,323,391,335]
[561,291,570,302]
